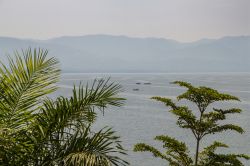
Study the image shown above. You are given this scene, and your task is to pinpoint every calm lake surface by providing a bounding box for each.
[54,73,250,166]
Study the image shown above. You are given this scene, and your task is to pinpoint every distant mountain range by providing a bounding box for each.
[0,35,249,72]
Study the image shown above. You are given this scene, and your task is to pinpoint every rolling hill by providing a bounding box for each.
[0,35,249,72]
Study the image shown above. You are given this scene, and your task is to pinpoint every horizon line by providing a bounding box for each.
[0,34,249,44]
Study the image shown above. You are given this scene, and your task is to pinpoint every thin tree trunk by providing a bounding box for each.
[195,138,200,166]
[195,108,204,166]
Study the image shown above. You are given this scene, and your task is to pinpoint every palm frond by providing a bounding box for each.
[0,48,60,130]
[32,79,127,166]
[36,79,125,138]
[57,126,128,166]
[0,48,60,165]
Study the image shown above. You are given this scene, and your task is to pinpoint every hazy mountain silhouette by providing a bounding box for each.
[0,35,249,72]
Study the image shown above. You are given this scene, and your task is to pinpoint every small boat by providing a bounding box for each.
[136,82,141,85]
[133,88,139,91]
[144,82,152,85]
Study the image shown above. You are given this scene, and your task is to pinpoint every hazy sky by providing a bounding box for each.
[0,0,249,42]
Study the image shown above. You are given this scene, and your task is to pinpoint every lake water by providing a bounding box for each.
[54,73,250,165]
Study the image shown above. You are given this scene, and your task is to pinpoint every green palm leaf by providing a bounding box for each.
[0,48,60,165]
[36,79,125,138]
[0,48,128,165]
[60,126,128,166]
[0,48,60,130]
[32,79,128,165]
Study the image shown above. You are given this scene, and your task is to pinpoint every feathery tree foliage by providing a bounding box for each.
[134,81,249,165]
[0,48,128,166]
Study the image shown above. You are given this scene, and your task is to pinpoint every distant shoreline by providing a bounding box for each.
[61,72,250,75]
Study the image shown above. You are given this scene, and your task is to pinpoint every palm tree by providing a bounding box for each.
[0,48,128,166]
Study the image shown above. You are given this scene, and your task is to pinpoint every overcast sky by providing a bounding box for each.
[0,0,249,42]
